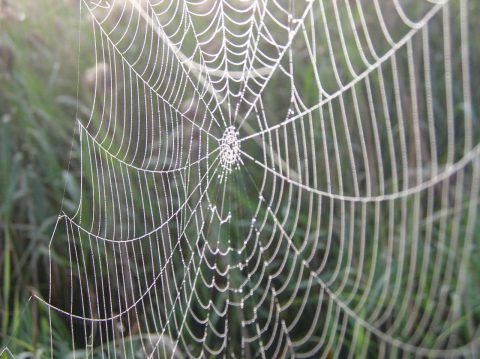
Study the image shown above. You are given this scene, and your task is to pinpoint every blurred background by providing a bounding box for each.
[1,0,480,358]
[1,1,90,356]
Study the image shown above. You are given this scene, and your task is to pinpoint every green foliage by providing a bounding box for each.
[0,0,88,354]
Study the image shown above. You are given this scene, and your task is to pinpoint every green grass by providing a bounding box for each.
[0,0,89,355]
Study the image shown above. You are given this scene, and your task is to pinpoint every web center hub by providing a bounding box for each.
[219,126,242,174]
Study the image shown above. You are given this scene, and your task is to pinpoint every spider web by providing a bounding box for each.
[38,0,480,357]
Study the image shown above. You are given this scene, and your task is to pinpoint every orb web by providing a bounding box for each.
[37,0,480,358]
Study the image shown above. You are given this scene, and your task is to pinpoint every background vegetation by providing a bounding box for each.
[0,0,91,356]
